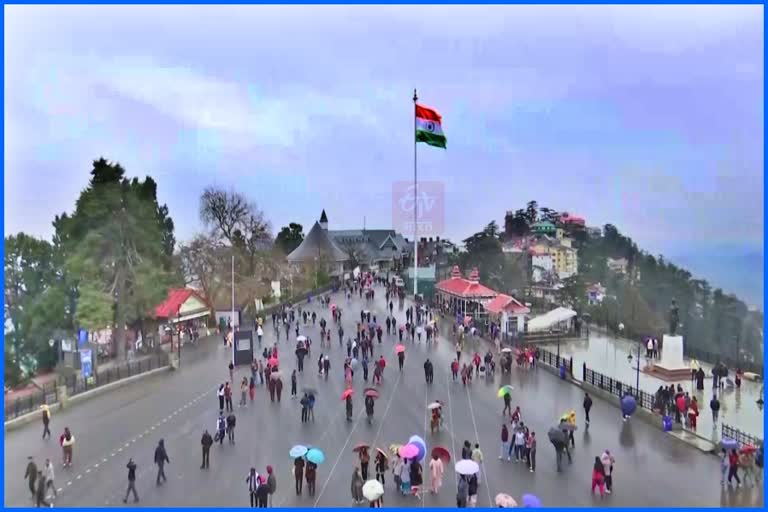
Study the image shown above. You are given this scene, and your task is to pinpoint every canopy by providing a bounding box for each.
[526,307,577,333]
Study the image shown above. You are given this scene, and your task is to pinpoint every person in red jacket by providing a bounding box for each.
[591,457,606,497]
[687,397,699,431]
[451,359,460,381]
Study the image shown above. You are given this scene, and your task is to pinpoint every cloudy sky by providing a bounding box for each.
[5,5,764,305]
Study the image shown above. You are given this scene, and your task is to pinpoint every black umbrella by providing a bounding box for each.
[547,427,566,445]
[558,422,578,433]
[303,387,318,396]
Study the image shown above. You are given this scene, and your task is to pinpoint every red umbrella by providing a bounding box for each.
[431,446,451,463]
[268,357,279,368]
[740,444,757,454]
[395,344,405,354]
[365,388,380,399]
[353,443,370,452]
[341,389,354,400]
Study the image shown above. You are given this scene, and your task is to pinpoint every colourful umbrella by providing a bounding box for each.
[497,385,514,398]
[306,448,325,465]
[268,357,279,368]
[362,479,384,501]
[431,446,451,463]
[395,344,405,353]
[455,459,479,476]
[398,443,419,459]
[341,389,354,400]
[290,445,308,458]
[364,388,380,399]
[495,493,517,508]
[408,435,427,461]
[376,447,389,460]
[522,494,541,508]
[388,444,402,456]
[353,443,370,453]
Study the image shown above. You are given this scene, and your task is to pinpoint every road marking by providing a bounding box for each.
[76,474,82,480]
[103,458,108,463]
[446,374,459,487]
[313,407,367,507]
[125,443,130,447]
[465,380,493,508]
[111,453,116,457]
[118,447,123,452]
[67,482,72,486]
[57,488,63,492]
[85,468,91,473]
[94,463,99,468]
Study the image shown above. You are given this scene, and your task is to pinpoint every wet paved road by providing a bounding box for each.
[5,287,764,508]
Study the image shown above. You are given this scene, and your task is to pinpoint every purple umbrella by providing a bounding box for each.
[522,494,541,508]
[398,443,419,459]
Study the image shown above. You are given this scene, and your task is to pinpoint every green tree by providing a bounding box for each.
[275,223,305,255]
[57,158,176,360]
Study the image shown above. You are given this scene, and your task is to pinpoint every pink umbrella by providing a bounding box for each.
[268,357,279,368]
[399,443,419,459]
[395,344,405,354]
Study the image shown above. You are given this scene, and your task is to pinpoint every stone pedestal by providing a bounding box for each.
[169,352,180,370]
[650,335,690,380]
[57,385,69,409]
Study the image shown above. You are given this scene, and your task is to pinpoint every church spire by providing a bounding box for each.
[319,209,328,230]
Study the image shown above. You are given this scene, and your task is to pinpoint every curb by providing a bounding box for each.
[4,366,171,433]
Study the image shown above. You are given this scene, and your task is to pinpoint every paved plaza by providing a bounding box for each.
[4,287,764,508]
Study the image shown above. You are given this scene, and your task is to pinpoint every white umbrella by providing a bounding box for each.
[495,493,518,508]
[455,459,479,476]
[362,479,384,501]
[501,347,513,353]
[297,335,307,342]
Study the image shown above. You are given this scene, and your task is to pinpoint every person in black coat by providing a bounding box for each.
[583,393,593,425]
[201,430,213,469]
[256,476,270,507]
[226,413,237,444]
[294,457,305,495]
[154,439,169,486]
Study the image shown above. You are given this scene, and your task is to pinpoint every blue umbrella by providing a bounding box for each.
[306,448,325,465]
[408,435,427,461]
[620,395,637,417]
[290,445,308,458]
[522,494,541,508]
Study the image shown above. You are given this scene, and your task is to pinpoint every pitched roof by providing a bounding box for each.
[319,209,328,223]
[436,266,498,298]
[287,221,348,263]
[485,294,530,315]
[154,288,208,319]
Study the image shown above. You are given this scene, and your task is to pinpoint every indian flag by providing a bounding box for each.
[415,104,446,149]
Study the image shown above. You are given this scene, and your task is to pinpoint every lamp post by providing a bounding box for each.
[626,334,641,397]
[177,312,182,368]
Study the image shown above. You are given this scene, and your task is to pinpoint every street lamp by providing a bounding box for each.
[626,339,641,397]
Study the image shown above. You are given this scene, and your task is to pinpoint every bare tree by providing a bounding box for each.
[339,240,368,269]
[178,234,227,313]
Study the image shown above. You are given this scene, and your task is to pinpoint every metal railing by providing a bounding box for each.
[4,352,170,422]
[4,381,59,421]
[722,423,763,447]
[684,346,763,375]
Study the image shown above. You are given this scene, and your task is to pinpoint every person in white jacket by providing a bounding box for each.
[600,450,615,494]
[44,459,56,499]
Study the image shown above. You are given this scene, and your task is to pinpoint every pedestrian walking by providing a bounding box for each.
[499,424,510,461]
[249,377,256,402]
[240,377,248,407]
[291,370,297,398]
[710,395,720,423]
[471,444,484,485]
[410,459,423,499]
[25,456,38,500]
[226,412,237,444]
[359,447,371,480]
[60,427,75,467]
[43,458,57,500]
[375,450,388,485]
[467,473,478,507]
[247,467,259,507]
[41,405,52,440]
[256,474,269,507]
[218,384,225,411]
[306,461,317,497]
[512,428,525,462]
[727,449,742,487]
[266,465,277,506]
[154,439,169,486]
[429,453,444,494]
[216,412,226,445]
[591,457,606,498]
[225,382,234,412]
[35,471,50,508]
[351,467,364,504]
[201,430,213,469]
[502,393,511,417]
[583,393,593,425]
[229,361,235,382]
[600,450,615,493]
[527,432,537,472]
[123,458,139,503]
[294,457,305,495]
[456,475,469,508]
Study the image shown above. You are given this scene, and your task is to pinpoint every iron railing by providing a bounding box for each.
[722,423,763,447]
[4,352,170,422]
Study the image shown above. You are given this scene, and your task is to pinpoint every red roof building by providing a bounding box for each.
[485,294,530,315]
[154,288,211,323]
[436,266,498,299]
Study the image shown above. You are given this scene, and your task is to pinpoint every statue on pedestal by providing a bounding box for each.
[668,299,680,336]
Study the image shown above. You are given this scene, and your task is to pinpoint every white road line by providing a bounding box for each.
[103,458,108,463]
[111,453,116,457]
[446,374,459,487]
[125,443,130,447]
[465,383,492,508]
[94,463,99,468]
[313,408,367,507]
[57,488,63,492]
[118,447,123,452]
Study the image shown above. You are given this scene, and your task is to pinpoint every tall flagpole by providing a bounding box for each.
[231,253,235,366]
[413,89,419,298]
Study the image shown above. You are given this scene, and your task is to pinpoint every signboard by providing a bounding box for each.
[271,280,281,299]
[78,329,88,347]
[61,339,73,353]
[80,349,93,379]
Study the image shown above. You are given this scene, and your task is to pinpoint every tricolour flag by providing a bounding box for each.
[415,104,446,149]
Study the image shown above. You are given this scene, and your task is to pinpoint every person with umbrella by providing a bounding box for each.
[502,390,512,417]
[600,449,615,493]
[351,467,364,504]
[429,452,445,494]
[409,457,423,499]
[365,395,375,424]
[293,456,305,495]
[345,393,354,421]
[359,446,371,480]
[375,449,388,485]
[306,460,317,497]
[398,348,405,371]
[456,475,469,508]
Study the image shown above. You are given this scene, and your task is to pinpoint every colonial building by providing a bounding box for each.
[435,266,498,320]
[485,293,530,337]
[286,216,348,277]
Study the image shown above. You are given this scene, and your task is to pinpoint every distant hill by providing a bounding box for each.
[665,244,763,310]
